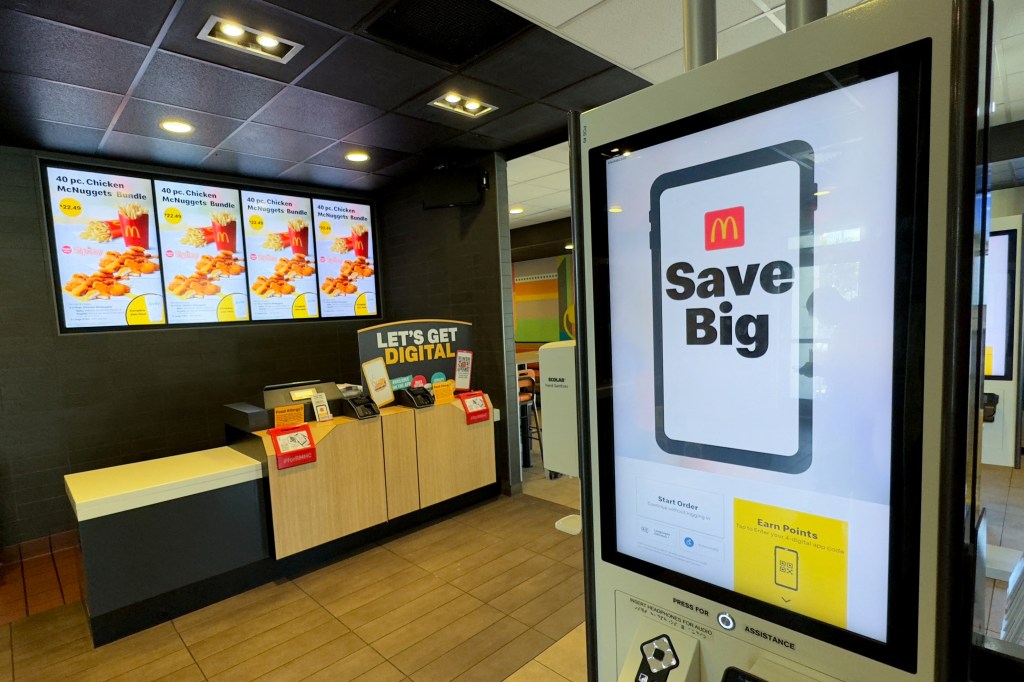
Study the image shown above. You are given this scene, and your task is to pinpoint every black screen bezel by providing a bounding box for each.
[983,229,1017,380]
[586,40,931,672]
[41,160,382,333]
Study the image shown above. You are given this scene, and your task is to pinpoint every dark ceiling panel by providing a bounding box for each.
[159,0,344,83]
[298,35,451,110]
[306,143,406,173]
[133,51,285,121]
[114,99,243,148]
[278,163,368,187]
[544,67,650,112]
[439,132,509,152]
[201,150,296,178]
[376,155,436,178]
[348,173,393,192]
[253,87,384,140]
[0,10,148,93]
[343,114,460,154]
[364,0,530,67]
[102,132,213,167]
[3,121,104,156]
[395,76,529,131]
[465,27,613,100]
[263,0,382,31]
[0,74,121,130]
[221,122,334,162]
[0,0,176,44]
[473,102,566,144]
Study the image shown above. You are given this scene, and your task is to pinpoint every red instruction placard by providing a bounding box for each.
[268,423,317,470]
[457,390,490,425]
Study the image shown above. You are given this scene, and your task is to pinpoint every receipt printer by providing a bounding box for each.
[340,392,380,420]
[397,387,435,409]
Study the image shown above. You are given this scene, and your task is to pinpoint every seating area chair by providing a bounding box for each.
[518,370,543,467]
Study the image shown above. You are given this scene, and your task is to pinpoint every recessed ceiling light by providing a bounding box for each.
[609,205,623,213]
[199,16,303,64]
[814,190,831,197]
[345,151,370,163]
[510,208,524,215]
[429,92,497,119]
[564,243,574,250]
[622,151,632,157]
[160,120,194,134]
[610,148,619,152]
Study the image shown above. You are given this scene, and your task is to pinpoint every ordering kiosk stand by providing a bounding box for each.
[574,0,986,680]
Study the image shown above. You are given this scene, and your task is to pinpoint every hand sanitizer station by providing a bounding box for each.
[574,0,987,679]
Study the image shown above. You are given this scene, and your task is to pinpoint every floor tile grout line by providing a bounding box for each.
[171,617,210,681]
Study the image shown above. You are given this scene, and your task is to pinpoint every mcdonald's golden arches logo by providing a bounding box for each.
[704,206,744,250]
[124,224,141,239]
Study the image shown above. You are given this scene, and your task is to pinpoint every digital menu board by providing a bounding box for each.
[589,42,929,659]
[45,166,165,329]
[241,190,318,321]
[313,198,378,317]
[155,180,248,325]
[983,230,1016,379]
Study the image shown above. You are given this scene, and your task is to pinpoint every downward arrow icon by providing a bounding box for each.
[782,597,791,603]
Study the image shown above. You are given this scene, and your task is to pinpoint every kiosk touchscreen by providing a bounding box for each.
[576,1,982,680]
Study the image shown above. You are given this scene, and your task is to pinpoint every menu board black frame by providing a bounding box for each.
[40,160,383,333]
[586,41,930,671]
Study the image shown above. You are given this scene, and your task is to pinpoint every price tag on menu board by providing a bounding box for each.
[155,181,248,325]
[241,190,319,321]
[314,198,378,318]
[46,167,165,329]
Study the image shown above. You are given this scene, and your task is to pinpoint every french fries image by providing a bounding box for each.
[80,220,122,243]
[263,232,286,251]
[180,227,208,247]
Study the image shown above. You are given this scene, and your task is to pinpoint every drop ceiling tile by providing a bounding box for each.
[201,150,297,178]
[560,0,683,69]
[254,87,384,139]
[376,155,435,178]
[522,169,570,192]
[1002,34,1024,76]
[638,50,684,84]
[544,67,650,112]
[828,0,868,14]
[263,0,381,30]
[133,51,285,121]
[490,0,603,28]
[102,131,213,167]
[529,142,570,164]
[438,132,510,152]
[512,208,557,227]
[0,74,122,129]
[507,156,567,183]
[395,76,530,131]
[719,0,763,29]
[2,120,104,156]
[522,191,571,211]
[343,114,460,154]
[0,10,148,93]
[348,174,394,192]
[307,143,407,173]
[221,122,334,162]
[299,35,452,110]
[473,102,567,146]
[995,0,1024,40]
[159,0,344,83]
[0,0,176,44]
[508,182,559,203]
[718,13,783,59]
[465,27,613,100]
[114,99,243,148]
[1008,72,1024,103]
[278,163,367,187]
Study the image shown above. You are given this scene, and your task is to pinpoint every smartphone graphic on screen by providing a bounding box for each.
[650,141,815,473]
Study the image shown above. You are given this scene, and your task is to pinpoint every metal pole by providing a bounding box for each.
[786,0,827,31]
[683,0,717,70]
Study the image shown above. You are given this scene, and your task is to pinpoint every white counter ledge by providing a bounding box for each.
[65,446,263,522]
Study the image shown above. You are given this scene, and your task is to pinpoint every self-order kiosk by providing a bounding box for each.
[574,0,985,679]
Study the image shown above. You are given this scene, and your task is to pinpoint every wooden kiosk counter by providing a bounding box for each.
[63,395,497,644]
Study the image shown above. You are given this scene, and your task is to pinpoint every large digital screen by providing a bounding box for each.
[590,43,929,667]
[983,229,1016,379]
[155,180,248,325]
[45,166,165,330]
[313,198,378,317]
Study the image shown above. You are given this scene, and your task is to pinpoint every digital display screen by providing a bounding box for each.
[46,166,165,329]
[241,190,318,321]
[983,230,1016,379]
[590,43,929,666]
[155,180,248,325]
[313,198,378,317]
[42,163,382,332]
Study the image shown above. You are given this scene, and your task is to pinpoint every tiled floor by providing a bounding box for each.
[522,452,581,512]
[0,532,82,626]
[0,494,588,681]
[978,463,1024,644]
